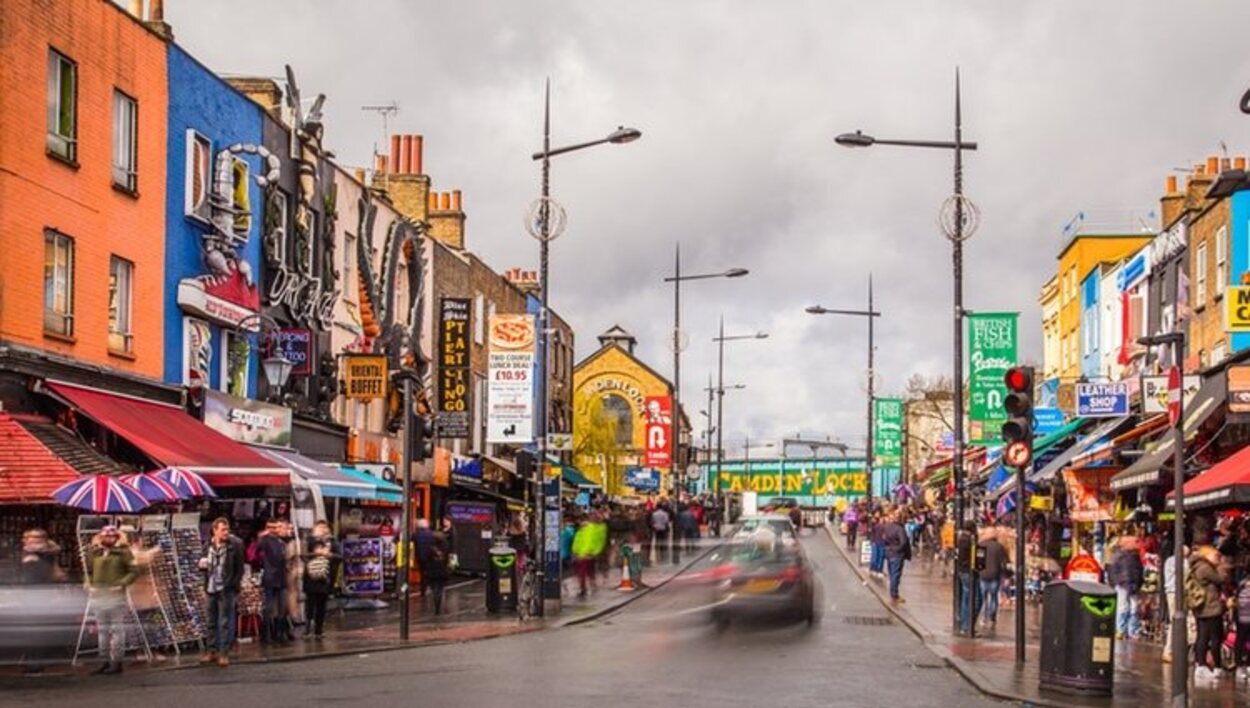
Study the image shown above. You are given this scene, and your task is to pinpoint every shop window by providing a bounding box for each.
[43,230,74,336]
[46,49,76,162]
[111,90,138,192]
[107,256,133,353]
[266,189,289,264]
[1216,226,1228,297]
[221,331,250,397]
[185,131,211,220]
[473,293,485,345]
[1195,241,1207,307]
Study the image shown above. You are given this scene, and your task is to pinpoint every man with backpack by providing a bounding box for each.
[1107,536,1145,640]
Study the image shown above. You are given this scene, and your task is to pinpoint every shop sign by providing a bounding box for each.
[446,501,495,524]
[1063,468,1117,523]
[644,396,673,468]
[1029,494,1054,511]
[340,538,384,596]
[486,315,535,443]
[705,460,868,497]
[546,432,573,451]
[1076,382,1130,417]
[344,354,388,400]
[1141,374,1200,414]
[347,429,399,464]
[586,376,647,413]
[1033,407,1066,435]
[1227,286,1250,333]
[437,298,471,438]
[624,467,660,492]
[873,397,904,468]
[1229,365,1250,414]
[177,279,259,330]
[202,389,293,446]
[967,313,1018,443]
[1149,220,1186,269]
[270,328,313,376]
[355,463,397,485]
[451,456,483,487]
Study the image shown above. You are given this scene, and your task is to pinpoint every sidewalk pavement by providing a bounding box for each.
[826,524,1250,707]
[4,537,721,678]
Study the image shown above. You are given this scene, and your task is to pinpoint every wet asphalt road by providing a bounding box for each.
[1,530,1003,708]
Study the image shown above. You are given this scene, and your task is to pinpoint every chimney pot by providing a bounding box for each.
[375,154,387,176]
[1166,175,1178,194]
[413,135,424,175]
[428,192,438,210]
[150,0,164,21]
[1237,156,1248,171]
[440,192,451,210]
[400,135,413,174]
[1207,156,1220,175]
[390,135,402,174]
[354,167,366,183]
[1221,157,1232,173]
[128,0,143,18]
[452,190,462,211]
[1195,163,1206,177]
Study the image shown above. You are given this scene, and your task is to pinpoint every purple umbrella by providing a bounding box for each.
[52,475,151,513]
[152,467,217,498]
[120,473,185,503]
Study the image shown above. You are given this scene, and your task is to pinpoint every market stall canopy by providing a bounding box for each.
[44,381,286,486]
[338,466,403,503]
[988,417,1110,500]
[546,456,601,489]
[251,446,377,500]
[0,412,83,503]
[918,446,987,481]
[1070,415,1168,470]
[1110,372,1226,492]
[1166,444,1250,510]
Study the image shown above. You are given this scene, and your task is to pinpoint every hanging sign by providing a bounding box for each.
[437,298,471,438]
[1226,286,1250,333]
[1141,374,1200,414]
[271,329,313,377]
[486,314,536,443]
[1075,382,1130,417]
[344,355,388,400]
[873,397,904,468]
[1228,365,1250,414]
[644,396,673,468]
[967,313,1018,443]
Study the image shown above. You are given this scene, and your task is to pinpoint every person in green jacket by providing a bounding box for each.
[572,513,609,598]
[87,525,137,674]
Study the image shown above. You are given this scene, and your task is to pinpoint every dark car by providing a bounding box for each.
[709,534,818,629]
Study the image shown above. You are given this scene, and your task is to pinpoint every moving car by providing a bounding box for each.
[732,514,798,545]
[0,582,90,666]
[709,529,818,628]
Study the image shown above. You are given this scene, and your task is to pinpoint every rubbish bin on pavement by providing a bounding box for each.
[1039,579,1117,696]
[486,545,518,613]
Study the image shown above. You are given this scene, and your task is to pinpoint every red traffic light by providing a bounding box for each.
[1004,367,1032,392]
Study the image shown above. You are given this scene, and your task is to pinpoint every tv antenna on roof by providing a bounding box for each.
[362,102,400,168]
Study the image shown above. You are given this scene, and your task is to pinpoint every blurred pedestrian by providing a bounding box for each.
[19,528,62,584]
[280,521,301,642]
[198,517,244,667]
[650,502,671,564]
[678,504,699,554]
[881,512,911,604]
[425,532,451,615]
[1191,545,1228,683]
[1107,535,1144,640]
[253,519,288,644]
[415,518,435,597]
[303,540,334,637]
[977,528,1008,629]
[868,512,886,578]
[956,521,978,635]
[87,525,136,674]
[843,504,860,550]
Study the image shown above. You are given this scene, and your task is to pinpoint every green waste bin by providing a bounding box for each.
[1039,580,1117,696]
[486,546,517,613]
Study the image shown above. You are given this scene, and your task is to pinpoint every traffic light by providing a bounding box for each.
[1001,366,1035,469]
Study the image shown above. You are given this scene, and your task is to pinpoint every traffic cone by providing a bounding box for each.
[618,550,636,592]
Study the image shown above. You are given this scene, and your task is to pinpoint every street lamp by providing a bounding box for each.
[529,80,640,616]
[1139,331,1187,705]
[807,274,881,502]
[663,252,749,561]
[835,69,978,634]
[713,321,769,530]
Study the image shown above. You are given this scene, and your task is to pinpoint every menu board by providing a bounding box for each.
[341,538,384,596]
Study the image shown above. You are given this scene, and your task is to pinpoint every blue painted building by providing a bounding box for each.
[1080,267,1101,379]
[1229,190,1250,353]
[164,45,273,399]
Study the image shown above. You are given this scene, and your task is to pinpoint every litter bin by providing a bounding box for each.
[1039,579,1117,696]
[486,546,518,613]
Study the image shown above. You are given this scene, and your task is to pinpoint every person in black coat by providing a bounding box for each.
[198,518,245,666]
[302,540,335,638]
[253,519,288,644]
[425,532,451,615]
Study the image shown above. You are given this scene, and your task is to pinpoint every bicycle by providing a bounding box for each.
[516,554,543,621]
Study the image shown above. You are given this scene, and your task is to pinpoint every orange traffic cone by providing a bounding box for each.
[618,549,636,592]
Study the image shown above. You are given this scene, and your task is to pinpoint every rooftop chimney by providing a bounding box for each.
[375,133,431,222]
[144,0,173,39]
[427,190,467,250]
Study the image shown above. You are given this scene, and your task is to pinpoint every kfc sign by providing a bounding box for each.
[644,396,673,468]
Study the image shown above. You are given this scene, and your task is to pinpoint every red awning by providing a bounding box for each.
[1168,445,1250,511]
[0,413,80,503]
[919,446,987,480]
[45,382,287,487]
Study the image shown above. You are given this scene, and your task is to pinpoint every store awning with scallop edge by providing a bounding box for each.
[1167,444,1250,511]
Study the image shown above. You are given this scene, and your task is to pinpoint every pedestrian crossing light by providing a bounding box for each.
[1001,366,1034,468]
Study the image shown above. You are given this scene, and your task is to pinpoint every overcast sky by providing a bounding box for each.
[169,0,1250,455]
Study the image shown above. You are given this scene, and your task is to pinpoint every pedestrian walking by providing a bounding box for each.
[956,521,978,635]
[572,514,608,598]
[868,512,886,578]
[1190,545,1228,683]
[304,521,336,635]
[880,512,911,604]
[303,540,334,638]
[650,503,671,564]
[843,504,860,550]
[1234,571,1250,681]
[280,520,301,641]
[1162,543,1188,664]
[425,531,451,615]
[977,528,1009,629]
[414,518,435,597]
[19,527,63,585]
[87,525,137,674]
[1107,535,1144,640]
[198,517,244,667]
[678,504,699,554]
[251,519,288,644]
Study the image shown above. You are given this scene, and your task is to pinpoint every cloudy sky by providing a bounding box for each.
[169,0,1250,455]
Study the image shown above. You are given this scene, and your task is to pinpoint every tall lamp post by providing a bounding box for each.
[743,439,776,501]
[529,80,640,614]
[713,321,768,524]
[807,274,881,501]
[835,69,978,632]
[705,382,744,513]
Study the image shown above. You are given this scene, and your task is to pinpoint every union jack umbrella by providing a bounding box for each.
[120,473,186,503]
[52,475,151,513]
[152,467,217,498]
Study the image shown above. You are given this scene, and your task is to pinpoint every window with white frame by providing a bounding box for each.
[1216,225,1228,296]
[108,256,133,353]
[112,90,138,191]
[185,131,212,220]
[46,49,77,161]
[267,189,289,264]
[43,230,74,336]
[1196,241,1208,306]
[473,293,485,344]
[343,234,356,302]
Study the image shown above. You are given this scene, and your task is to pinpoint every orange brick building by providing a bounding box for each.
[0,0,168,378]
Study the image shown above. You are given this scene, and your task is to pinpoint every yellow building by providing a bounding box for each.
[572,326,687,497]
[1038,275,1060,381]
[1054,221,1153,380]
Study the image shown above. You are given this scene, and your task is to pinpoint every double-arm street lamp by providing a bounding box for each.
[834,69,978,633]
[529,80,640,615]
[807,275,881,502]
[713,320,769,525]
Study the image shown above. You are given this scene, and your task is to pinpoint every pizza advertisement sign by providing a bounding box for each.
[486,314,536,444]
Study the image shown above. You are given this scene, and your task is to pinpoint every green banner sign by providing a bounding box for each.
[967,312,1018,444]
[702,460,867,497]
[873,397,904,469]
